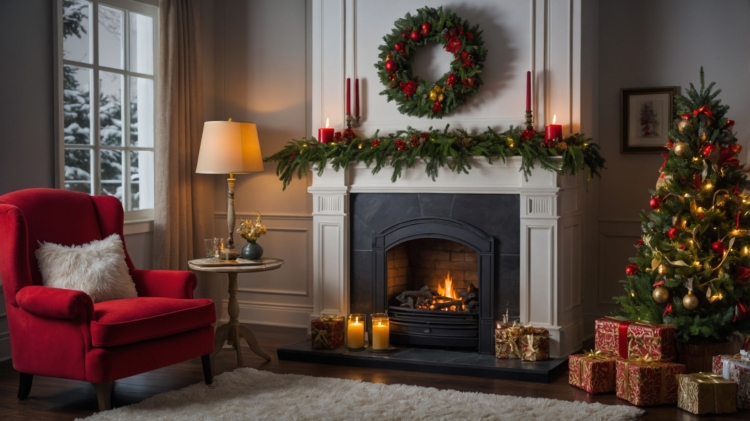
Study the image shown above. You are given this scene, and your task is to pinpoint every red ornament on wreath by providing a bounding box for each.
[420,22,431,35]
[712,240,726,255]
[446,73,458,87]
[667,227,678,239]
[394,41,405,52]
[385,59,398,73]
[432,101,442,113]
[410,30,421,42]
[371,139,380,147]
[626,264,639,276]
[649,196,661,210]
[401,31,409,40]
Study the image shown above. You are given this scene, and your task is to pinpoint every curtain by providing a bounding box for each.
[154,0,217,303]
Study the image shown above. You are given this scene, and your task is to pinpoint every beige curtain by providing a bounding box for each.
[154,0,217,302]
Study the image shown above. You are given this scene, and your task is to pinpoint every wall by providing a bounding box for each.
[212,0,314,327]
[586,0,750,337]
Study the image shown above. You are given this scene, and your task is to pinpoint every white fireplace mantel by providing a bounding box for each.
[308,157,585,358]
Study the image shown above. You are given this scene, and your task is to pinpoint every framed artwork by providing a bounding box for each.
[621,86,677,153]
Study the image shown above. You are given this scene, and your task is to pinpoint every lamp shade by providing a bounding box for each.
[195,121,264,174]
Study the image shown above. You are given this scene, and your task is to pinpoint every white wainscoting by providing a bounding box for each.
[214,212,314,328]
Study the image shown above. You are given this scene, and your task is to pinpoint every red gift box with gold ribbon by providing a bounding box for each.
[616,357,686,406]
[595,317,676,360]
[569,350,617,394]
[311,314,345,350]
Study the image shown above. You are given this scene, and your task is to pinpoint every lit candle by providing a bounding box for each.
[354,78,360,118]
[318,118,334,144]
[346,314,365,349]
[346,77,351,115]
[526,71,531,111]
[544,114,562,143]
[370,313,389,350]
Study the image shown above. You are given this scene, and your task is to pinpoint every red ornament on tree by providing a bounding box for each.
[649,196,661,210]
[626,264,639,276]
[712,240,726,255]
[410,30,421,42]
[667,227,679,239]
[420,22,431,35]
[432,101,442,113]
[385,59,397,73]
[394,41,405,52]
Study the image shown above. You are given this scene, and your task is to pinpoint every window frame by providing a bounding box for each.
[54,0,159,224]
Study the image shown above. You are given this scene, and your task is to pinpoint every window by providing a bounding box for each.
[56,0,158,220]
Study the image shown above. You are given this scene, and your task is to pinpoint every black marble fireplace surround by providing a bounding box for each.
[350,193,520,355]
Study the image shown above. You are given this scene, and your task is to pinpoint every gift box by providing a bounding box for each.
[519,328,549,361]
[311,314,345,350]
[595,317,676,360]
[712,354,750,379]
[676,372,737,415]
[616,357,686,406]
[569,351,617,394]
[494,322,523,359]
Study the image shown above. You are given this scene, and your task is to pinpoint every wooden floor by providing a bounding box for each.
[0,324,744,420]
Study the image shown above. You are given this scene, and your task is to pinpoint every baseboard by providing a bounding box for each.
[220,300,312,328]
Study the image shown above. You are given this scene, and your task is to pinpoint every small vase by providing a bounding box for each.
[240,240,263,260]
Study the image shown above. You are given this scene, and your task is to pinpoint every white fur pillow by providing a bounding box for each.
[35,234,138,303]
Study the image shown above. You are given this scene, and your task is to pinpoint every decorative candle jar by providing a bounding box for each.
[346,313,366,350]
[370,313,390,351]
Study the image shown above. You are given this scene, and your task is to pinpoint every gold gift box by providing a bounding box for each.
[677,372,737,415]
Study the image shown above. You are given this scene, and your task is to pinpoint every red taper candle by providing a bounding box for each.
[355,78,360,118]
[526,71,531,111]
[346,78,351,115]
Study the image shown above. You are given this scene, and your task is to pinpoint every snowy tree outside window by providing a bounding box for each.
[58,0,157,217]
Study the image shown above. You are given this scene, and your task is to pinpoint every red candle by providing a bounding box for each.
[355,78,360,118]
[526,71,531,111]
[346,78,351,115]
[544,114,562,143]
[318,118,334,143]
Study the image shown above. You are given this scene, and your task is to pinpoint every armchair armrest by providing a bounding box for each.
[130,269,196,299]
[16,286,94,320]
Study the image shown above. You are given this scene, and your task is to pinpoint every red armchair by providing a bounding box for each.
[0,188,215,410]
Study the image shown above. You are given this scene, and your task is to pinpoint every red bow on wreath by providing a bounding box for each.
[693,105,715,120]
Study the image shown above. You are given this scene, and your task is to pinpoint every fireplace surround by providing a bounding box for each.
[308,157,585,358]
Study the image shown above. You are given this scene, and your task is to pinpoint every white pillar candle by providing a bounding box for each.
[371,313,390,350]
[346,315,365,349]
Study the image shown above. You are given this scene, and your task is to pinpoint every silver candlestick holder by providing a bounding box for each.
[524,110,533,131]
[346,113,361,128]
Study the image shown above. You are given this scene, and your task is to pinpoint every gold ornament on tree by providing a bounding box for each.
[683,290,699,310]
[673,142,692,158]
[652,286,670,304]
[678,119,692,134]
[657,264,669,276]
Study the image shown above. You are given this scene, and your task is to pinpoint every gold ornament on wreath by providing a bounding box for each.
[375,6,488,119]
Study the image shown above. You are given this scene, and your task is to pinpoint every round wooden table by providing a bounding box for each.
[188,257,284,366]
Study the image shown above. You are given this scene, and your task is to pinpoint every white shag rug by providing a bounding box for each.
[82,368,644,421]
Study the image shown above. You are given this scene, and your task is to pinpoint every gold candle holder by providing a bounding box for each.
[370,313,390,350]
[346,313,366,350]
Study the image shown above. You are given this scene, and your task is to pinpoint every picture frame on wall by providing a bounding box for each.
[621,86,677,153]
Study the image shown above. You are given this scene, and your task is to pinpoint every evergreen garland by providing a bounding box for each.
[264,125,605,190]
[375,6,488,118]
[615,68,750,343]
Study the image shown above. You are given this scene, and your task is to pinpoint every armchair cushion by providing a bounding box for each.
[16,285,94,320]
[91,297,215,347]
[35,234,137,303]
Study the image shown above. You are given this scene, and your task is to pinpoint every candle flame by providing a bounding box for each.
[437,272,460,300]
[325,118,329,128]
[552,114,557,124]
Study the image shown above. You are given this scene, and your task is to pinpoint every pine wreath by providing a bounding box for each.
[376,6,488,119]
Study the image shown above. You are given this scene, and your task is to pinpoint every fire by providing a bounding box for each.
[437,272,460,300]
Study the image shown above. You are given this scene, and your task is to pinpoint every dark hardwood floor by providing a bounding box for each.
[0,324,744,420]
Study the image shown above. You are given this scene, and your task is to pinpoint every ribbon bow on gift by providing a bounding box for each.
[311,327,329,346]
[584,349,611,360]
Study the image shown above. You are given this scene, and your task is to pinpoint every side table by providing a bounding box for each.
[188,257,284,366]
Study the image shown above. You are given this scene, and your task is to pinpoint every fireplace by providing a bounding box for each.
[308,158,586,358]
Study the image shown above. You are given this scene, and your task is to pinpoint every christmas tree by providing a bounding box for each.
[616,69,750,343]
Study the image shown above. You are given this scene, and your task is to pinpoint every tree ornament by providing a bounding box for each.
[678,119,692,134]
[667,227,679,239]
[711,240,726,255]
[649,196,661,210]
[652,286,670,304]
[375,6,487,118]
[385,59,398,73]
[420,22,431,35]
[626,263,639,276]
[673,142,692,157]
[682,290,699,310]
[699,126,708,142]
[657,264,669,276]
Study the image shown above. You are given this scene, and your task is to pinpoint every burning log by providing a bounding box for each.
[433,300,463,310]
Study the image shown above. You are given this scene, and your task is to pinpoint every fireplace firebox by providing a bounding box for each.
[372,217,496,353]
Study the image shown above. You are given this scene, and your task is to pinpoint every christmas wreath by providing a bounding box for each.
[376,6,488,119]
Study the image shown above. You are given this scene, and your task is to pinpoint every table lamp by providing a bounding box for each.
[196,119,264,258]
